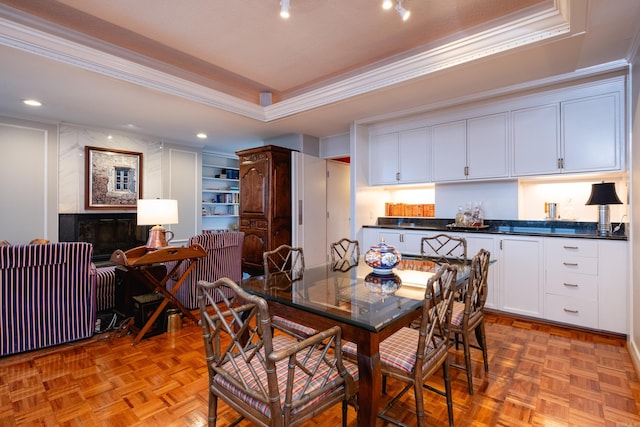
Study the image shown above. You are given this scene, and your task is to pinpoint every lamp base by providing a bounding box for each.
[146,225,169,250]
[596,204,611,236]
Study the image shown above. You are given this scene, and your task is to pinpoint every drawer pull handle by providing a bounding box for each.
[563,283,578,287]
[563,262,579,267]
[563,245,579,250]
[563,308,579,314]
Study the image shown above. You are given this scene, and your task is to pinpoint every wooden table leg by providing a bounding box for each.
[356,334,382,427]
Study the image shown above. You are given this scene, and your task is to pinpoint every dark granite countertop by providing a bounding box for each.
[364,217,627,240]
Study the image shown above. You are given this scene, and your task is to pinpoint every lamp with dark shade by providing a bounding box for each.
[585,182,622,236]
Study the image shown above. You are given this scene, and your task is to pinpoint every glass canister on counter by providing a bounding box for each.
[471,202,484,227]
[455,206,465,226]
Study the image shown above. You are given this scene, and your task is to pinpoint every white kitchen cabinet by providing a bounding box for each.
[597,240,627,334]
[512,104,560,176]
[432,113,508,182]
[369,127,430,185]
[369,133,398,185]
[543,237,627,333]
[499,235,544,318]
[467,113,509,179]
[463,234,499,310]
[367,229,406,252]
[562,92,621,173]
[432,120,467,182]
[512,89,623,177]
[544,238,599,329]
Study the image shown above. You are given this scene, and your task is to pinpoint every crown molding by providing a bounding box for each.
[0,1,573,123]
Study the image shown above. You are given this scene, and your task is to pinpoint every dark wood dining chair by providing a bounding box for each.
[450,248,491,394]
[330,238,360,271]
[420,233,468,265]
[197,277,358,427]
[262,245,317,340]
[263,244,305,282]
[343,264,457,427]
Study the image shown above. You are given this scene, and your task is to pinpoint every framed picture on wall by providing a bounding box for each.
[85,146,143,210]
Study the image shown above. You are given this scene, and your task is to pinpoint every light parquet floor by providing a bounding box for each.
[1,312,639,426]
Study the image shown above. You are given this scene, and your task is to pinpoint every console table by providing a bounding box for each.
[110,244,207,345]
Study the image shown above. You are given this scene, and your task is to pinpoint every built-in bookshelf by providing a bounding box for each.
[201,152,240,232]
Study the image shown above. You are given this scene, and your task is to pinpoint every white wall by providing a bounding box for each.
[518,176,628,223]
[434,181,519,219]
[0,117,58,244]
[58,124,165,213]
[629,44,640,373]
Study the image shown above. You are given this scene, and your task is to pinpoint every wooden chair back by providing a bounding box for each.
[330,238,360,271]
[420,233,467,265]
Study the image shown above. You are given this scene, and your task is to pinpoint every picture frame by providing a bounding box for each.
[85,146,143,210]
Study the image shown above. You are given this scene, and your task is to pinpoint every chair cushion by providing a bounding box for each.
[272,315,319,338]
[213,335,359,417]
[451,301,465,327]
[343,327,445,374]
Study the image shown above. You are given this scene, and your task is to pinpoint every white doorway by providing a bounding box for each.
[292,155,350,267]
[326,159,351,255]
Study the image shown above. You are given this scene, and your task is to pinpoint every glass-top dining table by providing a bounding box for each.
[240,257,470,427]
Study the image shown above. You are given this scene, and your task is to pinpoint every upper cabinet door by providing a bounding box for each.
[369,128,430,185]
[562,92,621,173]
[369,132,399,185]
[432,120,467,182]
[512,104,560,176]
[397,127,430,184]
[467,113,509,179]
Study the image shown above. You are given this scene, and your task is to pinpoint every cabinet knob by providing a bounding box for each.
[563,245,579,250]
[563,282,579,287]
[563,308,579,314]
[562,262,579,267]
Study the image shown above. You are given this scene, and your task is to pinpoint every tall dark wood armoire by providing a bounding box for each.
[235,145,293,275]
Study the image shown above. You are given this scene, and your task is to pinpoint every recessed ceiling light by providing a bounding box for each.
[22,99,42,107]
[197,133,207,139]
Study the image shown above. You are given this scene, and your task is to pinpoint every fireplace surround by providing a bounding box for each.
[59,213,149,265]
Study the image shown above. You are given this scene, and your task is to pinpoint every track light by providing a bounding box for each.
[382,0,393,10]
[280,0,290,18]
[395,0,410,21]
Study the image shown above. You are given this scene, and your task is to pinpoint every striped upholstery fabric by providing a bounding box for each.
[167,232,244,309]
[451,300,465,327]
[272,315,319,339]
[95,265,116,311]
[0,242,96,356]
[343,327,446,373]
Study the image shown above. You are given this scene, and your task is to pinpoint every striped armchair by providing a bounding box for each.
[0,242,96,356]
[166,231,244,310]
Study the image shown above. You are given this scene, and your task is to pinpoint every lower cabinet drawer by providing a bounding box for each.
[544,294,598,329]
[545,272,598,299]
[546,255,598,276]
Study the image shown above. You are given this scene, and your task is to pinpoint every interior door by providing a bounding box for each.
[326,160,351,254]
[292,152,327,268]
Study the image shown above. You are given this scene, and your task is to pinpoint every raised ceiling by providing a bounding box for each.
[0,0,639,153]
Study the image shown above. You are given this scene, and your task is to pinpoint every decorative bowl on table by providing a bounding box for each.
[364,272,402,296]
[364,239,401,275]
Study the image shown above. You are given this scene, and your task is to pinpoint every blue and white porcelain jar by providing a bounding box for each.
[364,239,401,275]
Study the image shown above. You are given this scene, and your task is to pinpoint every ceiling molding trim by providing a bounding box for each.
[264,4,571,120]
[0,16,265,121]
[0,2,571,124]
[355,60,629,127]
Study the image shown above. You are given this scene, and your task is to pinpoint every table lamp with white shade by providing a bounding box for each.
[585,182,622,236]
[137,199,179,249]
